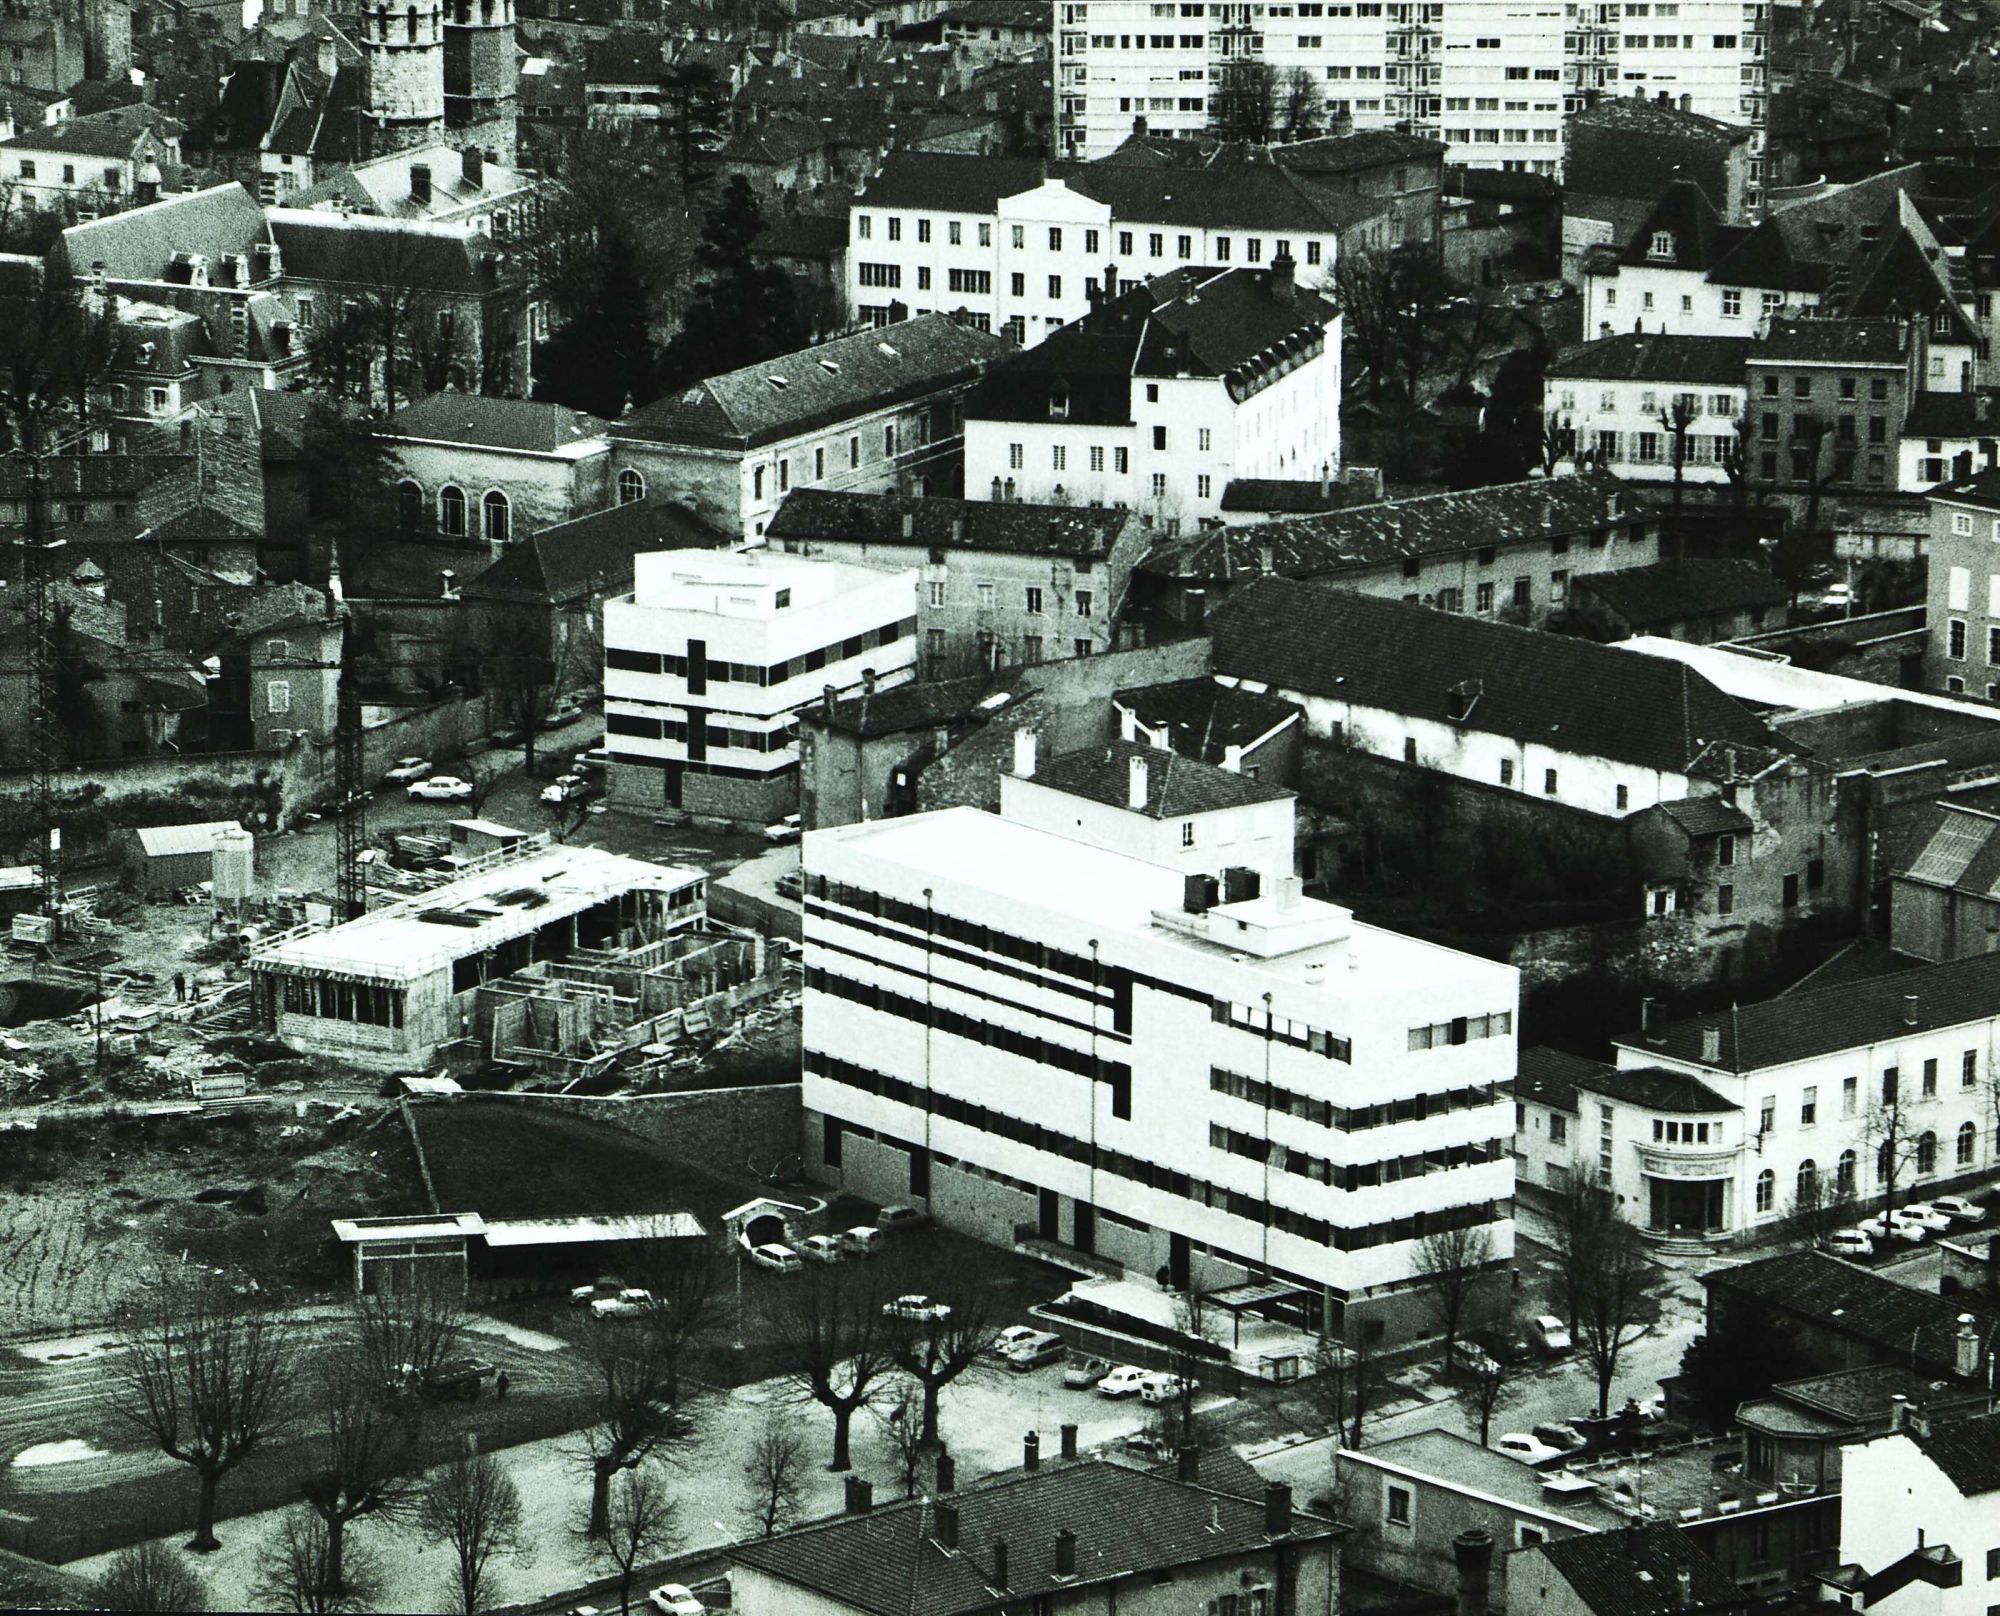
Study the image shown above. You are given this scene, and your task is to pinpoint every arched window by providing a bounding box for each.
[395,479,423,532]
[1837,1149,1857,1198]
[482,490,511,546]
[1796,1158,1817,1206]
[1755,1169,1775,1214]
[406,4,419,38]
[1958,1121,1977,1167]
[618,468,645,505]
[438,484,466,536]
[1917,1131,1938,1176]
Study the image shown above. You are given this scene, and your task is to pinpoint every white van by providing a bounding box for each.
[840,1225,885,1258]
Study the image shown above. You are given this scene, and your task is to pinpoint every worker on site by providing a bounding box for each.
[495,1368,510,1401]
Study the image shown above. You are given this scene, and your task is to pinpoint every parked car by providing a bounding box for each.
[1139,1372,1195,1404]
[1930,1196,1986,1224]
[798,1234,846,1264]
[776,869,804,901]
[541,773,591,805]
[1096,1365,1150,1398]
[1005,1332,1067,1371]
[569,1276,628,1307]
[389,1356,495,1400]
[882,1294,952,1323]
[1826,1229,1875,1258]
[764,813,802,844]
[749,1243,802,1274]
[1896,1203,1955,1233]
[1531,1422,1587,1454]
[1470,1328,1533,1365]
[989,1325,1041,1358]
[839,1225,884,1258]
[591,1287,655,1320]
[1450,1343,1502,1380]
[876,1205,930,1234]
[408,775,474,801]
[647,1584,704,1616]
[383,756,433,784]
[1064,1355,1113,1389]
[1529,1315,1573,1356]
[573,747,611,774]
[1856,1214,1925,1245]
[1496,1433,1566,1466]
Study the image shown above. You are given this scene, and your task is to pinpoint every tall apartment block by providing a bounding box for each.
[1057,0,1768,189]
[801,738,1518,1345]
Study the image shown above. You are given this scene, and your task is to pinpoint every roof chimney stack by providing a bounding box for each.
[992,1539,1009,1589]
[1641,997,1667,1045]
[1060,1423,1078,1460]
[844,1476,873,1513]
[1904,994,1920,1026]
[936,1500,960,1549]
[462,144,484,190]
[1454,1529,1495,1616]
[1677,1569,1694,1609]
[937,1452,956,1492]
[1128,755,1148,810]
[823,683,837,720]
[1264,1482,1293,1537]
[1024,1431,1040,1472]
[1177,1445,1200,1483]
[1013,728,1037,779]
[1269,250,1296,303]
[1701,1025,1722,1064]
[411,163,432,205]
[1957,1313,1981,1377]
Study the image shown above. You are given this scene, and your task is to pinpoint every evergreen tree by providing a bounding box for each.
[657,179,810,392]
[531,224,664,419]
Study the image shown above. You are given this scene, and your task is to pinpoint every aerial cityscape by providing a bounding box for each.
[0,0,1998,1611]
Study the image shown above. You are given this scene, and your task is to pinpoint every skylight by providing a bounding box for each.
[767,375,789,390]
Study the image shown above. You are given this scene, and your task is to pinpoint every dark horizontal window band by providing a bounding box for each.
[604,753,791,781]
[607,617,918,687]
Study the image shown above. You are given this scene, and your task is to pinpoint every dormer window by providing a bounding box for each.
[1049,387,1069,420]
[1649,231,1675,260]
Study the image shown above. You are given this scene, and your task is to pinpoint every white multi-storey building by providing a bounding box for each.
[1546,332,1750,487]
[604,551,919,825]
[1831,1407,2000,1616]
[1056,0,1766,175]
[801,739,1519,1345]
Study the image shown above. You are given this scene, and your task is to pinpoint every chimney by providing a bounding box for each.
[1060,1423,1078,1460]
[1641,997,1668,1045]
[1013,729,1037,779]
[1264,1482,1293,1537]
[1024,1431,1040,1472]
[1957,1313,1981,1377]
[1104,263,1117,300]
[411,164,432,206]
[1221,741,1243,773]
[845,1476,874,1513]
[136,155,161,203]
[1891,1393,1911,1429]
[937,1452,956,1493]
[1127,755,1148,811]
[1258,543,1274,575]
[1054,1529,1077,1576]
[950,514,965,545]
[822,683,837,719]
[1133,113,1148,135]
[1453,1529,1495,1616]
[1269,250,1296,303]
[1277,875,1302,911]
[463,144,484,190]
[440,568,458,599]
[863,667,878,696]
[1904,994,1920,1027]
[936,1500,960,1548]
[1119,706,1139,742]
[1701,1025,1722,1064]
[1320,460,1334,498]
[317,35,336,76]
[1175,1445,1200,1482]
[1676,1570,1694,1609]
[992,1539,1009,1589]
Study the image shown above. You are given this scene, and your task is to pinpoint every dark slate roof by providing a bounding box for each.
[1622,949,2000,1072]
[1208,579,1780,777]
[381,394,608,454]
[1532,1523,1743,1616]
[1900,389,2000,438]
[1033,738,1293,819]
[1928,464,2000,511]
[1576,559,1791,629]
[1546,333,1751,385]
[725,1459,1337,1616]
[765,489,1129,560]
[1573,1065,1738,1113]
[1516,1046,1608,1114]
[464,499,727,604]
[1901,85,2000,157]
[1569,95,1754,146]
[1911,1409,2000,1496]
[616,315,1006,451]
[1113,677,1300,764]
[1652,796,1755,839]
[1705,217,1831,294]
[1615,179,1740,272]
[1270,128,1445,173]
[1750,316,1908,367]
[59,182,271,282]
[1219,478,1347,515]
[1705,1250,1999,1379]
[0,103,180,158]
[266,211,497,295]
[1145,472,1647,583]
[1773,1363,1979,1424]
[810,669,1026,739]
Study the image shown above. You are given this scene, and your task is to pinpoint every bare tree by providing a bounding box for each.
[1658,393,1697,565]
[1306,1336,1356,1446]
[349,1267,469,1388]
[883,1281,992,1449]
[595,1464,678,1616]
[1413,1224,1494,1376]
[740,1414,808,1537]
[772,1259,896,1472]
[251,1505,381,1615]
[1157,1289,1215,1452]
[1785,412,1843,585]
[1455,1359,1521,1448]
[1207,58,1278,142]
[1550,1186,1653,1417]
[878,1381,928,1499]
[110,1276,296,1551]
[417,1445,527,1616]
[89,1542,210,1613]
[1539,409,1576,477]
[293,1347,424,1593]
[1278,64,1323,140]
[1862,1083,1927,1224]
[1788,1162,1854,1249]
[1331,244,1455,408]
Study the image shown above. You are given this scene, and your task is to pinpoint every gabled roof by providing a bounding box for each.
[1530,1523,1743,1616]
[726,1459,1336,1616]
[1268,128,1445,173]
[1750,316,1908,366]
[1112,677,1300,764]
[807,669,1025,739]
[1616,179,1740,271]
[1547,333,1751,386]
[1704,217,1830,294]
[59,182,271,283]
[1218,478,1347,516]
[765,489,1130,560]
[1911,1409,2000,1496]
[1576,559,1790,629]
[1903,390,2000,439]
[465,499,727,605]
[1208,578,1780,778]
[1651,796,1755,839]
[381,394,608,455]
[615,315,1006,452]
[1516,1046,1607,1115]
[1575,1065,1737,1113]
[1031,738,1293,819]
[0,103,179,158]
[1898,804,2000,896]
[265,210,498,296]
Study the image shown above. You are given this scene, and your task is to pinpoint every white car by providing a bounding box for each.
[1826,1228,1874,1257]
[882,1294,952,1323]
[1529,1315,1573,1355]
[749,1243,802,1274]
[763,813,802,844]
[383,756,433,784]
[1096,1364,1150,1398]
[408,775,474,801]
[1139,1372,1195,1404]
[1856,1214,1926,1245]
[991,1325,1041,1357]
[1496,1433,1566,1465]
[798,1234,846,1264]
[647,1585,704,1616]
[1930,1196,1986,1224]
[541,773,590,805]
[590,1287,655,1320]
[1897,1203,1955,1232]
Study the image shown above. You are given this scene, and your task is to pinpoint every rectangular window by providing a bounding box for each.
[1385,1486,1411,1526]
[1924,1058,1938,1097]
[1843,1076,1857,1117]
[849,435,860,468]
[1718,883,1734,916]
[1500,758,1514,786]
[1076,589,1093,618]
[1543,768,1558,796]
[1801,1087,1816,1126]
[1718,833,1735,868]
[1965,1050,1979,1089]
[1152,426,1167,451]
[928,580,946,608]
[1025,586,1043,615]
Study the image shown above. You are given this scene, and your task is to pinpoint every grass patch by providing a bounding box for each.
[413,1102,707,1222]
[0,1545,87,1608]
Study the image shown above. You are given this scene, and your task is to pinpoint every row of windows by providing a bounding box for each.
[395,480,511,545]
[275,975,406,1026]
[605,618,917,687]
[810,1050,1503,1253]
[853,213,1326,271]
[1214,998,1352,1059]
[1407,1011,1512,1051]
[605,712,796,753]
[748,416,941,502]
[810,876,1110,992]
[1210,1066,1507,1133]
[1208,1121,1505,1189]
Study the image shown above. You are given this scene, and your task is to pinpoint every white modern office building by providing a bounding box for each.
[604,550,919,825]
[800,742,1518,1345]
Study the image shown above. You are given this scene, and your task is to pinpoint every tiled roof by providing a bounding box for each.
[0,103,179,158]
[584,33,663,82]
[1705,1250,1999,1379]
[1576,559,1790,629]
[1902,390,2000,438]
[1704,218,1830,294]
[1033,738,1293,819]
[1750,316,1908,367]
[1623,949,2000,1071]
[1145,471,1647,583]
[764,489,1130,559]
[1614,179,1740,272]
[1652,796,1755,839]
[1899,805,2000,895]
[1270,129,1445,172]
[1912,1409,2000,1496]
[1574,1065,1738,1113]
[1516,1046,1607,1115]
[1219,478,1348,515]
[381,394,609,454]
[1901,84,2000,156]
[1570,95,1754,144]
[809,669,1026,739]
[58,182,271,283]
[1208,578,1780,777]
[1546,333,1751,386]
[1773,1363,1980,1424]
[465,499,727,604]
[1928,464,2000,510]
[289,145,534,219]
[1532,1523,1743,1616]
[615,315,1006,451]
[265,211,497,296]
[727,1460,1334,1615]
[1112,677,1300,763]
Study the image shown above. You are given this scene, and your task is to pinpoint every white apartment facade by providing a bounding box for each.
[1833,1413,2000,1616]
[1056,0,1765,175]
[1546,335,1750,487]
[801,787,1519,1345]
[604,551,920,825]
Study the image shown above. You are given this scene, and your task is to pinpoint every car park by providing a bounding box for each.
[882,1294,952,1323]
[408,775,474,801]
[383,757,433,784]
[1826,1229,1874,1257]
[1096,1365,1149,1398]
[1529,1315,1573,1355]
[1064,1355,1113,1389]
[798,1234,846,1264]
[776,869,804,901]
[1471,1328,1532,1365]
[1005,1332,1066,1371]
[591,1287,655,1320]
[1496,1432,1566,1465]
[574,747,611,774]
[1139,1372,1195,1404]
[647,1584,704,1616]
[1930,1196,1986,1224]
[876,1205,930,1234]
[749,1243,802,1274]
